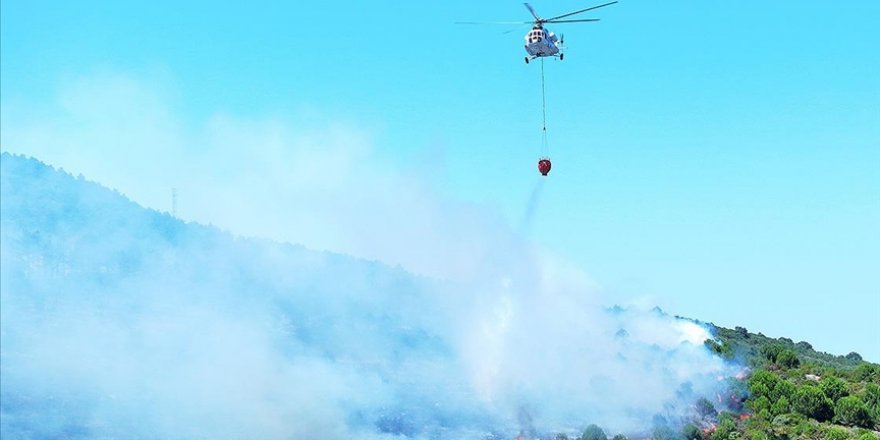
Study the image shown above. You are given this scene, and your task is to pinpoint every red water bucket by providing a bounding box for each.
[537,158,552,176]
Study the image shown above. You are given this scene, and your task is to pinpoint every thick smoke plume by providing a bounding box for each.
[1,153,732,439]
[1,72,734,439]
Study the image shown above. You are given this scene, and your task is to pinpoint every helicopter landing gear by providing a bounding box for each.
[525,56,530,64]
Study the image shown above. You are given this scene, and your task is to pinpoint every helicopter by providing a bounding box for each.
[458,1,618,63]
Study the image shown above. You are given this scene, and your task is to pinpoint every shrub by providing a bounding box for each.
[772,380,797,403]
[834,396,872,428]
[748,396,771,414]
[718,412,738,424]
[796,341,813,351]
[761,344,784,363]
[824,427,849,440]
[853,364,878,382]
[865,383,880,405]
[746,430,769,440]
[711,419,737,440]
[771,412,807,429]
[820,376,850,403]
[771,396,791,416]
[864,383,880,420]
[793,385,834,421]
[652,425,678,440]
[705,339,734,359]
[749,371,778,400]
[777,349,800,369]
[682,424,702,440]
[727,378,749,409]
[697,397,718,418]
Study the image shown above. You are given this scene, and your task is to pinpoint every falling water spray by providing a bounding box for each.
[520,178,546,236]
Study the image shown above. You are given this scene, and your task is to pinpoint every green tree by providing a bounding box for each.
[846,352,863,362]
[834,395,872,428]
[761,344,784,363]
[793,385,834,421]
[820,376,849,403]
[580,424,607,440]
[611,435,629,440]
[777,349,800,369]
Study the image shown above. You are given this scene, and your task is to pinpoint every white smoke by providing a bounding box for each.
[1,70,733,439]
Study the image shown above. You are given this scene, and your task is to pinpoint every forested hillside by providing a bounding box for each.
[1,152,876,440]
[701,325,879,440]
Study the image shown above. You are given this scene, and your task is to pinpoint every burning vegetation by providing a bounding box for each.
[510,324,879,440]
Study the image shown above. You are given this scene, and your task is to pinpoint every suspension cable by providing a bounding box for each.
[541,57,547,132]
[540,58,549,157]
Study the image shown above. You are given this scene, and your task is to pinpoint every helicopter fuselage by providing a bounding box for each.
[524,26,561,59]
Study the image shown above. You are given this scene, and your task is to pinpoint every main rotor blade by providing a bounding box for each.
[545,18,601,23]
[546,1,617,21]
[456,21,533,25]
[524,3,541,21]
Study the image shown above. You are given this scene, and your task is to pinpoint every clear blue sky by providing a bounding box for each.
[2,1,878,360]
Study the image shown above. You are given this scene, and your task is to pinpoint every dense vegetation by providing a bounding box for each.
[560,325,879,440]
[702,325,880,439]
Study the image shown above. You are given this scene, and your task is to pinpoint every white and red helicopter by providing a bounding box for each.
[459,1,617,63]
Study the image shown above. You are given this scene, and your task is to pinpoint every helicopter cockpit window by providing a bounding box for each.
[528,30,543,43]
